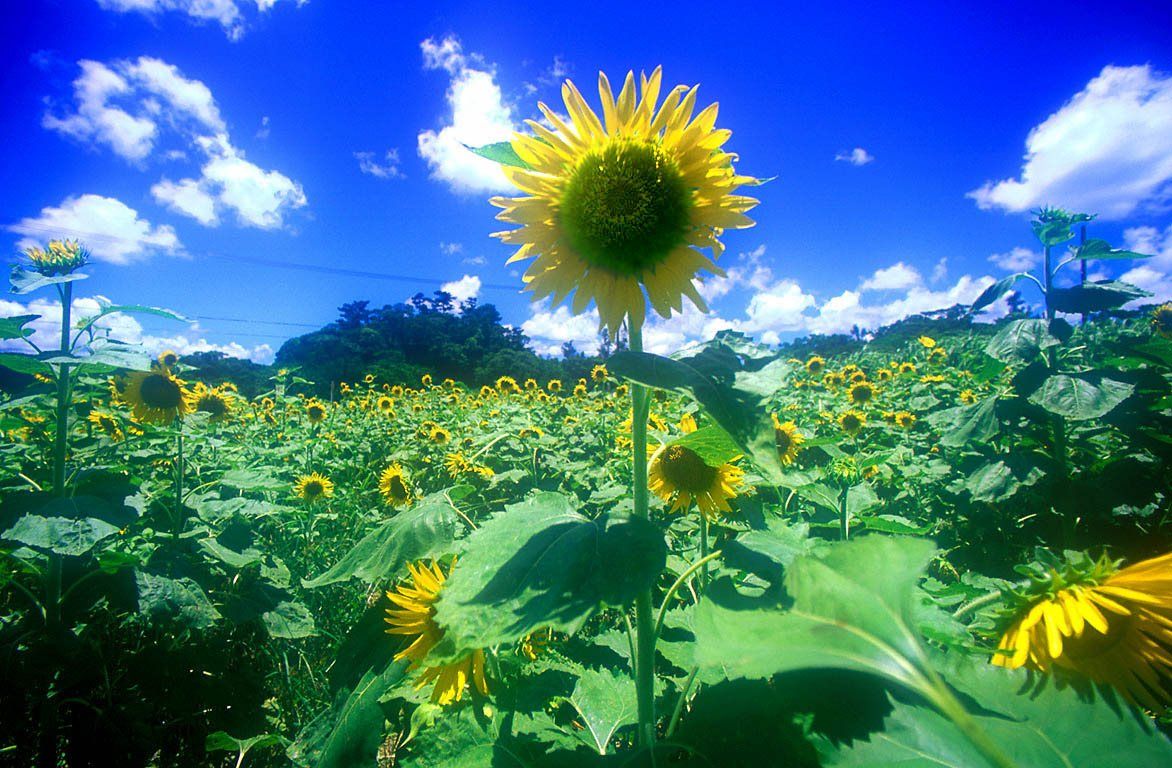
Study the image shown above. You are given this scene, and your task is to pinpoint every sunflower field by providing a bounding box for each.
[4,69,1172,768]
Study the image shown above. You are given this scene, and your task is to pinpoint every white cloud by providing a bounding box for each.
[10,194,180,264]
[94,0,306,41]
[860,261,922,292]
[521,304,602,356]
[417,36,516,194]
[439,241,463,255]
[969,64,1172,219]
[462,255,487,266]
[1119,224,1172,302]
[0,296,272,364]
[355,149,404,179]
[151,178,218,225]
[441,274,481,304]
[805,275,995,335]
[835,147,874,166]
[46,56,306,230]
[987,246,1040,272]
[930,257,948,284]
[255,115,270,140]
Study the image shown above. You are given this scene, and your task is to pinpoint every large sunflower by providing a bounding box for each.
[649,443,744,519]
[384,559,489,705]
[379,463,413,507]
[992,551,1172,710]
[191,383,233,423]
[119,367,191,425]
[490,67,758,333]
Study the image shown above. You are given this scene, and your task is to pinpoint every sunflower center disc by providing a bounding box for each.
[199,396,227,417]
[305,482,322,497]
[559,140,691,275]
[776,430,792,453]
[660,445,718,493]
[141,374,183,409]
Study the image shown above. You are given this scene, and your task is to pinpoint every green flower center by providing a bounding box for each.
[559,140,691,275]
[304,481,323,497]
[141,374,183,409]
[660,445,717,493]
[198,395,228,417]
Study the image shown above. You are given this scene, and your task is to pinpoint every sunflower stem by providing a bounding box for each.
[629,322,657,749]
[838,485,850,540]
[698,517,710,590]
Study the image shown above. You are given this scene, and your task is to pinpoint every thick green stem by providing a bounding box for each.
[926,683,1019,768]
[629,323,657,749]
[698,517,709,590]
[838,485,850,540]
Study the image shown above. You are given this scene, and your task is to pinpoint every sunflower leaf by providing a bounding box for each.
[565,666,638,755]
[430,491,666,660]
[465,141,531,170]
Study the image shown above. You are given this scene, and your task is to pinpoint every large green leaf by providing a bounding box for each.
[565,667,637,754]
[983,319,1056,365]
[398,708,528,768]
[136,571,221,629]
[431,492,666,659]
[610,339,790,485]
[1049,280,1151,314]
[9,267,88,295]
[963,460,1042,503]
[926,397,999,448]
[3,514,119,556]
[970,274,1029,313]
[0,351,51,375]
[670,424,743,467]
[1027,374,1133,420]
[302,496,460,588]
[829,663,1172,767]
[287,660,408,768]
[262,599,318,639]
[0,314,39,340]
[1075,238,1151,261]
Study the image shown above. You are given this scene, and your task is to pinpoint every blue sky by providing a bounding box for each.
[3,0,1172,362]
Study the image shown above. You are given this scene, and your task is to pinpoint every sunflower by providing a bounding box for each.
[898,362,917,375]
[157,349,180,369]
[191,383,233,423]
[992,551,1172,710]
[876,368,893,382]
[119,367,191,425]
[385,559,489,705]
[823,371,846,388]
[848,382,876,406]
[649,443,745,519]
[294,472,334,502]
[546,379,563,393]
[805,356,825,376]
[849,371,867,384]
[928,347,948,364]
[518,426,544,440]
[490,66,758,333]
[959,389,978,405]
[87,410,124,441]
[391,385,405,397]
[379,463,413,507]
[25,239,89,275]
[894,411,917,429]
[430,425,452,444]
[573,383,588,397]
[1152,304,1172,338]
[421,374,433,387]
[771,414,804,465]
[918,335,937,349]
[496,376,521,394]
[838,410,866,435]
[305,398,328,424]
[678,413,698,434]
[591,364,609,382]
[364,373,376,384]
[377,395,395,413]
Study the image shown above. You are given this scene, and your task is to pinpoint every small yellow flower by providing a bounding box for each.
[547,379,562,393]
[1152,304,1172,338]
[519,426,544,440]
[678,413,698,434]
[917,335,937,349]
[894,411,917,429]
[959,389,978,405]
[838,410,866,435]
[294,472,334,502]
[429,425,451,444]
[421,374,433,387]
[771,414,803,466]
[805,356,825,376]
[305,398,328,424]
[898,362,917,375]
[591,364,609,382]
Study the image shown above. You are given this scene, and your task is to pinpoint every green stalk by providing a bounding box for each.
[698,517,710,590]
[1042,243,1071,546]
[629,323,657,749]
[838,484,850,540]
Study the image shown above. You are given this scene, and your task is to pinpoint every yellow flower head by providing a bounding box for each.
[119,368,192,425]
[191,383,233,423]
[421,373,433,387]
[490,66,758,333]
[25,239,89,276]
[547,379,562,393]
[918,335,937,349]
[518,426,544,440]
[377,395,395,413]
[849,382,876,406]
[524,377,539,390]
[391,385,405,397]
[929,347,948,364]
[496,375,521,394]
[894,411,917,429]
[379,463,412,507]
[87,410,124,441]
[838,410,866,435]
[591,364,609,382]
[898,362,917,375]
[678,413,698,434]
[876,368,893,382]
[649,444,745,519]
[157,349,180,369]
[384,559,489,705]
[1152,304,1172,338]
[573,383,588,397]
[305,398,328,424]
[805,356,825,376]
[960,389,978,405]
[993,551,1172,710]
[771,414,804,466]
[294,472,334,502]
[364,373,376,384]
[429,425,451,445]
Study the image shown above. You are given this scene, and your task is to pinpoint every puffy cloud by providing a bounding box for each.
[859,261,922,292]
[0,296,272,363]
[94,0,307,41]
[835,147,874,166]
[521,304,602,356]
[355,149,404,179]
[969,64,1172,220]
[439,241,463,254]
[417,36,516,194]
[45,56,306,230]
[805,275,996,335]
[988,246,1040,271]
[9,194,180,264]
[441,274,481,304]
[1119,224,1172,302]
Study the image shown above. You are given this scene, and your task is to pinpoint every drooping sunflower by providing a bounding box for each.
[838,410,866,435]
[191,383,233,423]
[385,559,489,705]
[421,374,433,387]
[119,367,191,425]
[992,551,1172,710]
[87,410,124,441]
[379,463,413,507]
[294,472,334,502]
[649,443,745,519]
[771,414,804,466]
[848,382,875,406]
[1152,303,1172,338]
[490,67,758,333]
